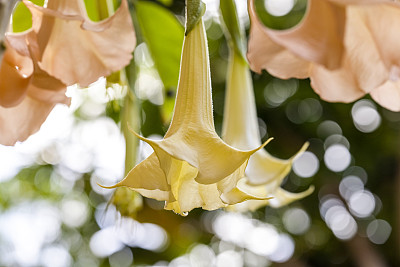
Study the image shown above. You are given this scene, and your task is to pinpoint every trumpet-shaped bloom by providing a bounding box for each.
[222,51,314,212]
[247,0,400,111]
[13,0,136,87]
[0,42,69,145]
[104,19,269,215]
[0,0,135,145]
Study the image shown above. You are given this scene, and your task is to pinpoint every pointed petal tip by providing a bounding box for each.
[127,124,153,144]
[97,182,119,189]
[248,137,274,154]
[306,185,315,194]
[292,141,310,160]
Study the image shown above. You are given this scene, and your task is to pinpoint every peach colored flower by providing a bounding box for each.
[103,18,269,215]
[247,0,400,111]
[9,0,136,87]
[0,43,69,145]
[0,0,135,145]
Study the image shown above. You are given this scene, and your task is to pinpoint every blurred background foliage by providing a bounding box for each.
[0,0,399,266]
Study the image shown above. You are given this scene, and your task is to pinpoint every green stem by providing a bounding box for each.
[220,0,246,61]
[121,85,140,175]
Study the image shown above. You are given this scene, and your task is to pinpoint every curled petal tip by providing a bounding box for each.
[248,137,273,154]
[97,182,118,189]
[306,185,315,194]
[127,124,153,144]
[294,141,310,158]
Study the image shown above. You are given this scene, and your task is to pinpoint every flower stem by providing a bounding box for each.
[122,85,140,175]
[220,0,246,61]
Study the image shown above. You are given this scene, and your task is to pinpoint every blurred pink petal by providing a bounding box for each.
[248,0,346,71]
[0,44,68,145]
[0,86,69,146]
[0,45,33,107]
[248,0,400,111]
[370,81,400,111]
[23,0,136,87]
[247,8,311,79]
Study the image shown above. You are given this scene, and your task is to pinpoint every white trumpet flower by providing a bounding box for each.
[222,51,314,212]
[103,18,269,215]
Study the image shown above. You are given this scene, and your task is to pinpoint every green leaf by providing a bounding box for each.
[156,0,173,6]
[12,2,32,33]
[135,1,184,120]
[84,0,102,21]
[11,0,45,33]
[84,0,120,21]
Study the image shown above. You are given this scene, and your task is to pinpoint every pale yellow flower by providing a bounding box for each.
[247,0,400,111]
[223,50,314,212]
[104,18,269,215]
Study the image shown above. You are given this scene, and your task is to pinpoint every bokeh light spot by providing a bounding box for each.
[324,144,351,172]
[367,219,392,245]
[264,0,295,16]
[293,151,319,178]
[283,208,311,235]
[352,100,381,133]
[348,190,375,218]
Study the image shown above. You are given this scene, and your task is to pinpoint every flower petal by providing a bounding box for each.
[268,186,315,208]
[248,0,346,72]
[108,18,272,214]
[247,2,310,78]
[245,143,308,186]
[222,54,264,149]
[310,64,366,103]
[0,87,68,145]
[102,153,171,202]
[135,19,269,185]
[370,81,400,111]
[0,46,33,107]
[164,159,225,215]
[23,0,136,87]
[221,178,272,206]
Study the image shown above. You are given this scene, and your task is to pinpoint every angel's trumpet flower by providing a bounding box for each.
[103,18,269,215]
[0,41,69,145]
[223,51,314,212]
[0,0,135,145]
[247,0,400,111]
[11,0,136,87]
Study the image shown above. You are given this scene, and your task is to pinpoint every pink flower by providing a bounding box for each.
[247,0,400,111]
[0,43,69,145]
[0,0,136,145]
[13,0,136,87]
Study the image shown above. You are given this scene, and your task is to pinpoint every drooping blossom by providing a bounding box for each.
[103,18,270,215]
[0,40,69,145]
[13,0,136,87]
[0,0,136,145]
[247,0,400,111]
[222,49,313,212]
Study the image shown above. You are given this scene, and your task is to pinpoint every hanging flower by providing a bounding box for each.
[0,41,69,145]
[0,0,136,145]
[222,50,313,212]
[9,0,136,87]
[103,18,270,215]
[247,0,400,111]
